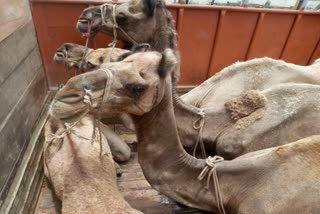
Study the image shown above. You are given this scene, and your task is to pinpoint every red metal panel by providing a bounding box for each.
[44,4,86,27]
[168,8,178,26]
[281,15,320,65]
[308,38,320,64]
[246,13,296,60]
[208,11,259,76]
[30,1,320,87]
[178,9,219,85]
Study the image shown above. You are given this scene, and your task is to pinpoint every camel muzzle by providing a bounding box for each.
[53,52,65,63]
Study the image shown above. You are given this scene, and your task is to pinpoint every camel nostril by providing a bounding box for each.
[58,93,83,104]
[79,18,91,23]
[55,52,64,58]
[126,84,148,99]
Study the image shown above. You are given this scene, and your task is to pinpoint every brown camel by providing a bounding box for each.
[54,43,130,73]
[77,0,320,156]
[50,50,320,213]
[44,115,142,213]
[54,43,135,160]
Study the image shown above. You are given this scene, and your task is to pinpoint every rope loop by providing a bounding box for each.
[198,156,226,214]
[193,108,205,130]
[192,108,207,158]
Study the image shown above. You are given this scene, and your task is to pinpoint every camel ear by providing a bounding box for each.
[158,49,178,78]
[143,0,156,17]
[131,43,151,52]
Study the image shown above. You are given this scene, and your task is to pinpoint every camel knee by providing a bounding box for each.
[216,142,244,160]
[112,142,131,162]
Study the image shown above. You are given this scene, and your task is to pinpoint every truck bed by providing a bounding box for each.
[34,124,209,214]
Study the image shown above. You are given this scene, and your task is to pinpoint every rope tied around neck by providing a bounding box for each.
[198,156,226,214]
[192,108,207,158]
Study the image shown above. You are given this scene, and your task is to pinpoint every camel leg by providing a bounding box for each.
[99,122,132,162]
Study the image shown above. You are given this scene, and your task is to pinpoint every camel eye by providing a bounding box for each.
[116,13,127,23]
[87,62,96,70]
[125,83,148,99]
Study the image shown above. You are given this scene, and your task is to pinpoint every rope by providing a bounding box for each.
[198,156,226,214]
[79,20,93,74]
[192,108,207,158]
[191,81,218,158]
[100,3,140,47]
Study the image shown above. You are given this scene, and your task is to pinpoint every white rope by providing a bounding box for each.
[192,108,207,158]
[198,156,226,214]
[100,3,139,47]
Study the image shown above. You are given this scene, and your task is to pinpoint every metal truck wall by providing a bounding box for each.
[30,0,320,87]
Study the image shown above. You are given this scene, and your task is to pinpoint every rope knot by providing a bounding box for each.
[198,156,224,184]
[83,88,93,105]
[198,108,205,118]
[192,108,207,158]
[198,156,226,214]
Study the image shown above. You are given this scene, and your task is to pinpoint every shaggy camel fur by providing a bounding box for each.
[77,0,320,157]
[43,115,141,213]
[50,50,320,213]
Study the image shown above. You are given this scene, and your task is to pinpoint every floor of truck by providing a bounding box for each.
[34,150,210,214]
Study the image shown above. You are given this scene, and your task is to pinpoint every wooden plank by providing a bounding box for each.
[0,69,48,203]
[0,47,43,123]
[0,96,52,214]
[0,0,32,41]
[0,21,38,86]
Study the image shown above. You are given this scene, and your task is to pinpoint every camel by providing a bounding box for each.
[54,42,130,73]
[50,50,320,213]
[54,43,135,161]
[43,115,142,213]
[77,0,320,156]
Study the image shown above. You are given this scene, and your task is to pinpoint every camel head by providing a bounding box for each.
[77,0,172,48]
[54,43,133,72]
[50,49,178,123]
[54,43,91,69]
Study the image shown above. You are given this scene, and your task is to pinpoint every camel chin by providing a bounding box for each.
[50,101,89,124]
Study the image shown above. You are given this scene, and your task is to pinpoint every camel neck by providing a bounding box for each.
[132,78,222,212]
[149,7,177,52]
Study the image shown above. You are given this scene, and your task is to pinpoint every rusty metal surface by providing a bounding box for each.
[30,1,320,87]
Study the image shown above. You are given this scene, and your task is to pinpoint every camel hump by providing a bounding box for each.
[225,90,267,122]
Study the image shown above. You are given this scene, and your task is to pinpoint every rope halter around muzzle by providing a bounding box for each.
[198,156,226,214]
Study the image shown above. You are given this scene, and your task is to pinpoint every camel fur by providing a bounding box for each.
[76,0,320,157]
[50,50,320,213]
[43,115,141,214]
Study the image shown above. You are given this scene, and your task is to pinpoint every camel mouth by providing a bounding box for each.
[58,110,88,123]
[77,20,98,38]
[50,100,90,123]
[53,52,65,64]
